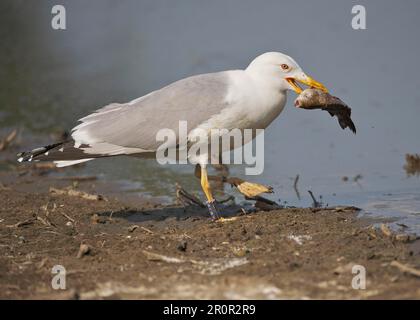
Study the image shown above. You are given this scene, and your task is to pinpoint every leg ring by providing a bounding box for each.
[205,200,220,221]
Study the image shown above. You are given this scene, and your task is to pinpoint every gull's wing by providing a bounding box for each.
[17,71,235,167]
[71,71,232,155]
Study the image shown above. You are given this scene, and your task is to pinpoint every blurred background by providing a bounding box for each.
[0,0,419,231]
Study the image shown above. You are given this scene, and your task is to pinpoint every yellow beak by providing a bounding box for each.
[286,75,328,94]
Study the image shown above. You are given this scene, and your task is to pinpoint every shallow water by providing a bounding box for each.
[1,1,419,232]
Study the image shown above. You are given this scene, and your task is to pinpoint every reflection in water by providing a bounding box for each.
[0,0,419,232]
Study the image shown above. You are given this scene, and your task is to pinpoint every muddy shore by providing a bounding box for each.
[1,167,419,299]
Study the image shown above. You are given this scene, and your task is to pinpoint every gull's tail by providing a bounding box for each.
[17,140,95,167]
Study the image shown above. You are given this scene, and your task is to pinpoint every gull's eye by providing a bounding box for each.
[281,64,290,70]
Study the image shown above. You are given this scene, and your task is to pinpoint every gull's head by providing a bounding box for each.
[246,52,328,94]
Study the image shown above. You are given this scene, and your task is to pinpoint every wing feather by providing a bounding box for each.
[71,72,231,153]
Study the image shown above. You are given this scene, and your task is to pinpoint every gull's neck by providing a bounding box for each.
[245,66,288,95]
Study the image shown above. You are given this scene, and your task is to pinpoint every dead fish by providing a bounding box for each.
[294,89,356,134]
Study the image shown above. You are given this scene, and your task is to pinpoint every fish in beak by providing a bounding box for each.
[286,74,328,94]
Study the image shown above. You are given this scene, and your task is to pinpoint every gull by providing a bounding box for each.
[17,52,328,220]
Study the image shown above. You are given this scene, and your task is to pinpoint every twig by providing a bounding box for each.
[142,250,184,263]
[37,257,48,269]
[308,190,321,208]
[182,233,193,240]
[0,183,11,191]
[50,187,105,201]
[176,183,205,208]
[390,261,420,277]
[0,129,18,151]
[140,226,154,235]
[42,230,62,236]
[293,174,301,200]
[6,218,36,228]
[36,216,50,226]
[59,211,75,223]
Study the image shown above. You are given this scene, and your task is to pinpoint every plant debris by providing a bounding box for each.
[228,178,273,198]
[128,225,139,233]
[177,240,188,252]
[380,223,393,237]
[380,223,417,243]
[390,261,420,278]
[293,174,301,200]
[308,190,323,208]
[49,187,105,201]
[176,183,205,208]
[404,154,420,177]
[0,129,18,151]
[77,244,91,259]
[0,186,419,299]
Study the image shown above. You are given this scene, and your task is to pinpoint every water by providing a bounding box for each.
[1,0,419,232]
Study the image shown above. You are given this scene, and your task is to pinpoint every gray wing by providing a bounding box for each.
[71,72,231,153]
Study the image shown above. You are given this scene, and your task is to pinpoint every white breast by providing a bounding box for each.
[204,70,287,131]
[188,70,287,164]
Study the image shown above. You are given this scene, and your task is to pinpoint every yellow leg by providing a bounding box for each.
[199,165,220,220]
[194,165,243,223]
[195,164,272,198]
[200,166,214,202]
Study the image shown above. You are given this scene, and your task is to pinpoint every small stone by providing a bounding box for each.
[409,234,418,242]
[333,263,351,275]
[128,225,138,233]
[395,234,410,242]
[380,224,392,237]
[91,213,106,224]
[288,262,300,270]
[91,214,100,224]
[77,244,91,258]
[177,240,188,252]
[232,247,248,257]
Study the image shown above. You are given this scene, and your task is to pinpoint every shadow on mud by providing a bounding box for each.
[98,203,246,223]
